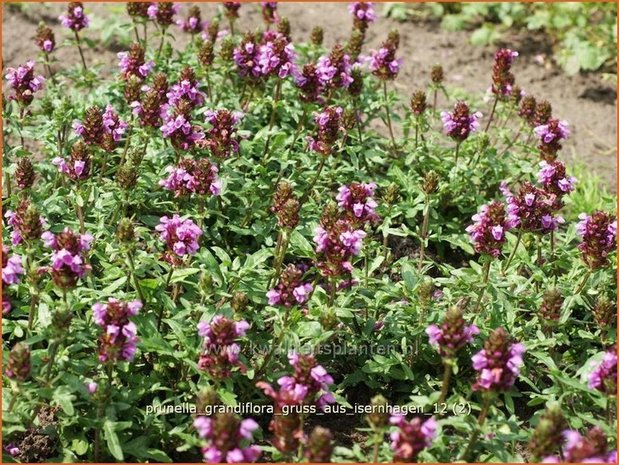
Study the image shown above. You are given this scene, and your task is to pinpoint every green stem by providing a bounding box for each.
[383,81,397,152]
[255,306,291,380]
[157,266,174,331]
[127,250,146,305]
[574,269,592,295]
[502,229,523,274]
[484,96,498,132]
[74,31,87,71]
[454,141,460,164]
[438,361,452,405]
[460,395,492,461]
[261,79,283,163]
[473,260,491,314]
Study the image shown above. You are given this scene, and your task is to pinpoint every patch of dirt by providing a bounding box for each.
[2,2,616,190]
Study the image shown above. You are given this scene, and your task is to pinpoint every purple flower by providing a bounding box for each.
[86,381,98,394]
[441,101,482,142]
[102,105,128,142]
[537,160,576,197]
[490,48,519,97]
[147,2,180,27]
[261,2,279,25]
[426,306,478,358]
[197,315,249,378]
[59,2,89,31]
[166,68,206,108]
[156,214,202,264]
[543,428,616,463]
[4,60,45,106]
[194,414,261,463]
[349,2,376,31]
[92,298,141,363]
[472,327,525,392]
[42,228,92,289]
[160,108,205,151]
[176,6,205,34]
[502,182,565,234]
[2,246,24,286]
[267,264,313,307]
[389,415,437,462]
[307,106,345,155]
[203,108,243,159]
[466,200,517,257]
[576,211,617,270]
[368,45,402,80]
[535,118,569,160]
[336,182,379,225]
[117,44,154,81]
[588,348,617,394]
[316,44,353,89]
[257,31,295,79]
[160,158,221,198]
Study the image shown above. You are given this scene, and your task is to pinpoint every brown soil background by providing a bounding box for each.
[3,2,617,189]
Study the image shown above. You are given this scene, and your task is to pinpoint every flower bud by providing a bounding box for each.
[410,90,427,116]
[422,170,439,195]
[346,29,364,62]
[277,17,291,40]
[52,309,73,334]
[219,36,234,62]
[382,183,400,206]
[431,64,444,85]
[593,295,615,330]
[196,388,220,414]
[310,26,324,46]
[198,40,214,69]
[5,343,30,381]
[366,394,390,428]
[305,427,333,463]
[534,100,552,126]
[528,404,568,461]
[15,157,36,190]
[348,67,364,98]
[116,162,139,190]
[231,291,249,313]
[116,217,136,244]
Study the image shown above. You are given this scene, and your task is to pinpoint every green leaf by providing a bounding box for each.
[53,386,75,415]
[103,420,124,461]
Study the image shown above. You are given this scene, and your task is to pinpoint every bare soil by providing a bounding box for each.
[3,2,616,189]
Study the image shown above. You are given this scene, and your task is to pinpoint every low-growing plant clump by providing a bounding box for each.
[2,2,617,463]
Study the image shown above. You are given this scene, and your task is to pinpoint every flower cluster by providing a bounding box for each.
[160,158,221,198]
[307,106,345,155]
[160,101,205,151]
[257,353,335,452]
[74,105,127,150]
[441,101,482,142]
[35,23,55,53]
[389,415,437,463]
[261,2,279,25]
[369,36,402,80]
[472,327,525,392]
[267,264,313,307]
[305,427,334,462]
[15,157,36,190]
[271,181,300,229]
[147,2,179,28]
[543,427,617,463]
[223,2,241,20]
[539,288,563,323]
[316,44,353,89]
[197,315,249,379]
[426,306,479,359]
[535,118,570,160]
[295,63,322,103]
[92,298,141,363]
[588,348,617,395]
[117,43,154,81]
[194,413,261,463]
[42,228,93,289]
[5,343,31,381]
[155,214,202,264]
[233,31,295,80]
[490,48,518,97]
[537,160,576,201]
[59,2,89,31]
[410,90,428,116]
[127,2,150,20]
[349,2,376,32]
[2,245,24,286]
[166,67,206,108]
[53,141,92,181]
[576,211,617,270]
[314,204,367,277]
[202,109,243,159]
[176,6,205,34]
[131,73,169,127]
[336,182,379,225]
[502,182,564,234]
[4,198,45,245]
[466,200,517,257]
[4,60,45,106]
[527,405,568,461]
